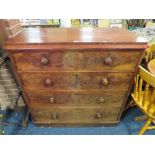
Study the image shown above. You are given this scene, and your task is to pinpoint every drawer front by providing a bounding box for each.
[75,72,132,91]
[27,91,126,107]
[30,107,120,123]
[12,51,75,71]
[20,72,132,91]
[77,50,140,71]
[20,72,75,90]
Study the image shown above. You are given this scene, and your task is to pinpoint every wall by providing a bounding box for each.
[0,19,24,110]
[0,20,8,48]
[2,19,22,38]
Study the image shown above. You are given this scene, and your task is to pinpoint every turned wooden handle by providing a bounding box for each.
[104,57,113,65]
[45,79,52,86]
[102,78,109,86]
[51,113,59,119]
[95,112,103,119]
[41,56,49,65]
[49,97,55,103]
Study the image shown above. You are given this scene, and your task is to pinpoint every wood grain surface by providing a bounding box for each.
[26,91,126,107]
[19,72,132,91]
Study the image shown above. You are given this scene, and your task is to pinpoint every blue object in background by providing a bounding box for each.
[92,19,98,27]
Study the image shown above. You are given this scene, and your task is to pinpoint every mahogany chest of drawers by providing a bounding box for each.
[5,28,147,126]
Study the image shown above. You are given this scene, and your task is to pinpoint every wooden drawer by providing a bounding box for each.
[12,51,75,71]
[20,72,132,91]
[26,91,126,107]
[30,107,120,124]
[77,50,140,71]
[75,72,132,91]
[20,72,75,90]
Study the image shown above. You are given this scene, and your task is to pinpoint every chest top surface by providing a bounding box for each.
[5,28,147,50]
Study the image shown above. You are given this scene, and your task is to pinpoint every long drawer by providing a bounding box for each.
[12,50,140,72]
[19,72,132,91]
[26,91,127,107]
[30,107,121,124]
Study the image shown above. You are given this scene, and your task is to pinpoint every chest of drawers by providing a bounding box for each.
[5,28,147,126]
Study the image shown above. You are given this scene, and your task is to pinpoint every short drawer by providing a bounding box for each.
[20,72,132,91]
[77,50,140,71]
[30,107,120,123]
[74,72,132,91]
[26,91,126,107]
[20,72,75,90]
[12,50,75,71]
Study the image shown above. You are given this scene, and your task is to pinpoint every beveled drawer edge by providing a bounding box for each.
[5,44,147,51]
[33,121,120,127]
[24,89,129,93]
[17,70,135,73]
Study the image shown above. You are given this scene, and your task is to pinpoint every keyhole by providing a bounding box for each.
[75,73,80,88]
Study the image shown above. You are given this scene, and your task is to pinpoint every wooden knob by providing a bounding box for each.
[49,97,55,104]
[45,79,52,86]
[51,113,59,119]
[99,97,105,103]
[104,57,113,65]
[95,112,103,119]
[41,56,49,65]
[102,78,109,86]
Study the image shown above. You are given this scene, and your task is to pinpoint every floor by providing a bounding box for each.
[2,107,155,135]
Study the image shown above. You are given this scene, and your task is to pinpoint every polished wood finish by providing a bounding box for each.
[77,50,140,71]
[30,107,121,124]
[26,91,126,107]
[12,50,140,72]
[12,50,76,71]
[19,72,132,91]
[5,28,146,45]
[5,28,147,126]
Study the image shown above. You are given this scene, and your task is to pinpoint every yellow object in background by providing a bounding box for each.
[71,19,81,27]
[98,20,103,27]
[130,43,155,134]
[53,19,59,24]
[98,19,110,28]
[131,66,155,134]
[47,19,60,25]
[47,20,53,25]
[148,59,155,75]
[146,20,154,27]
